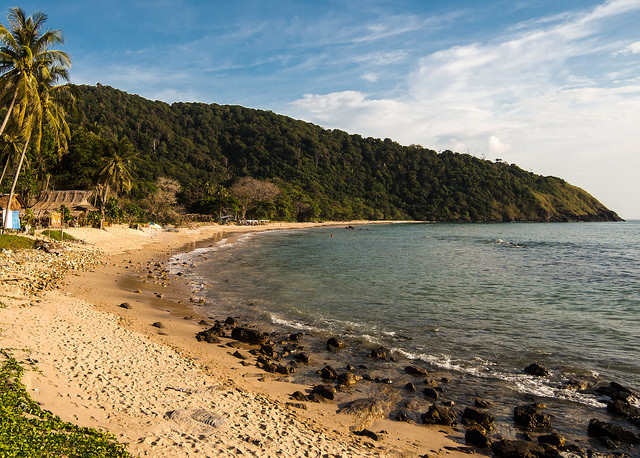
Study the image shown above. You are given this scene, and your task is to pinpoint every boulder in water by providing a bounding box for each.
[462,407,495,430]
[513,404,552,430]
[523,363,549,377]
[421,404,457,426]
[327,337,344,351]
[587,418,640,445]
[231,326,268,345]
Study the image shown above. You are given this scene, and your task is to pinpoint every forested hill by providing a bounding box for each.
[56,84,621,222]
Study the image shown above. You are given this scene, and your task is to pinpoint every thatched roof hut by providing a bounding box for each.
[0,194,24,211]
[30,190,98,219]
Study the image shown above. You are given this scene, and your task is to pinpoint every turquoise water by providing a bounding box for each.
[172,221,640,446]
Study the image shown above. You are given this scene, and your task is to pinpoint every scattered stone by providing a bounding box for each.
[337,372,359,387]
[537,431,565,448]
[312,384,336,400]
[224,316,237,326]
[405,365,428,376]
[134,289,142,294]
[523,363,549,377]
[276,364,295,375]
[339,397,393,430]
[259,344,275,358]
[513,404,552,430]
[474,398,492,409]
[491,440,548,457]
[231,327,269,345]
[465,425,492,449]
[369,347,387,359]
[293,352,310,364]
[421,404,457,426]
[607,399,640,427]
[232,350,247,360]
[119,302,132,309]
[195,324,225,342]
[404,382,416,392]
[564,378,590,391]
[352,429,381,441]
[285,402,307,410]
[587,418,640,445]
[462,407,495,430]
[327,337,345,351]
[595,381,638,403]
[290,391,308,402]
[198,319,210,326]
[151,321,165,329]
[318,365,338,380]
[423,387,439,400]
[289,332,304,342]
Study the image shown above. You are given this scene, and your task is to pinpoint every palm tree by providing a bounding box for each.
[0,7,70,230]
[96,137,134,228]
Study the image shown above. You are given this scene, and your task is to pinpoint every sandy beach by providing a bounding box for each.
[0,222,474,457]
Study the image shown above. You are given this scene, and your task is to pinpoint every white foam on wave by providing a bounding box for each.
[269,315,321,333]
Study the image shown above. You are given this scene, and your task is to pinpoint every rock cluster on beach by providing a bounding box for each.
[0,244,102,300]
[192,314,640,457]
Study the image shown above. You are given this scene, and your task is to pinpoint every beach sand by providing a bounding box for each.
[0,222,474,457]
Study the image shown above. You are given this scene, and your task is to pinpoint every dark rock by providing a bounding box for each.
[491,439,549,457]
[276,364,295,375]
[151,321,165,328]
[289,332,304,342]
[285,402,307,410]
[462,407,495,430]
[397,408,418,424]
[595,381,638,403]
[291,391,308,401]
[337,372,359,387]
[293,352,310,364]
[198,319,210,326]
[423,387,439,400]
[607,399,640,425]
[514,404,552,430]
[195,325,225,343]
[260,344,276,358]
[475,398,493,408]
[232,350,247,360]
[119,302,132,309]
[465,426,492,449]
[260,361,278,373]
[312,384,336,400]
[537,432,565,448]
[231,327,268,345]
[369,347,387,359]
[564,378,589,391]
[318,365,338,380]
[327,337,344,351]
[523,363,549,377]
[352,429,380,441]
[405,382,416,392]
[405,365,428,376]
[306,392,326,403]
[587,418,640,445]
[224,316,237,326]
[421,404,457,426]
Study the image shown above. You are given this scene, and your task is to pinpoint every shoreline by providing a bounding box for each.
[0,222,473,457]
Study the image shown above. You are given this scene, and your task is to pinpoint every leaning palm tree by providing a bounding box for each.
[96,137,134,228]
[0,7,70,230]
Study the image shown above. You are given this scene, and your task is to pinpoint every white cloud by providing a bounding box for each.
[288,1,640,218]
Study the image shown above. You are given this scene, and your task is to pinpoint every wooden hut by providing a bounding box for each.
[0,194,24,229]
[30,190,98,227]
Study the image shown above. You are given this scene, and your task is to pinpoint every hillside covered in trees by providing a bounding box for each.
[44,84,621,223]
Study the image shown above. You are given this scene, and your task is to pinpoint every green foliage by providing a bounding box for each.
[0,235,34,250]
[49,84,621,223]
[59,204,72,224]
[0,357,130,457]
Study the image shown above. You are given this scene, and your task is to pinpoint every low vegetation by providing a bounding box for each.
[0,357,130,457]
[0,234,34,250]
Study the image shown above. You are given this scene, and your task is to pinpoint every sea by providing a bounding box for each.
[169,221,640,452]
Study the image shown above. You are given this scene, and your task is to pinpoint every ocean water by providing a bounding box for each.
[170,221,640,448]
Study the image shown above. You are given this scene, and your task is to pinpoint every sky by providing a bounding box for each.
[9,0,640,219]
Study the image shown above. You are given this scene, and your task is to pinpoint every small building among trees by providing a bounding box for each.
[30,190,98,227]
[0,194,24,229]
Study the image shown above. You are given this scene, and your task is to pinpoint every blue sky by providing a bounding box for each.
[9,0,640,218]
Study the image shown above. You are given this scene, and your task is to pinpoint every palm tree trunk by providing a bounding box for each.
[2,140,28,233]
[0,154,10,190]
[0,89,18,139]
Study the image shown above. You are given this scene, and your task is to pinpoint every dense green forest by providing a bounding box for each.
[7,83,623,223]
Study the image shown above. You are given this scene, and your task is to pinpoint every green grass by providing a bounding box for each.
[0,357,130,457]
[0,235,35,250]
[40,230,77,242]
